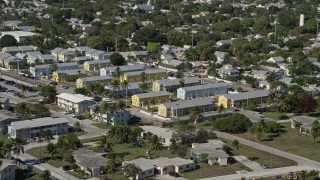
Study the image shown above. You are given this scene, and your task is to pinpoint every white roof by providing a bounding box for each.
[57,93,94,103]
[10,117,69,130]
[140,126,175,140]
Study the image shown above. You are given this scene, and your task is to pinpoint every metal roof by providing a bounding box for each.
[161,97,213,109]
[222,90,269,101]
[135,91,171,98]
[179,83,227,92]
[10,117,69,130]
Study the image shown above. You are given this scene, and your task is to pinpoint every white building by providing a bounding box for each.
[8,117,69,139]
[140,126,175,147]
[57,93,95,113]
[1,31,39,43]
[0,159,16,180]
[217,64,240,78]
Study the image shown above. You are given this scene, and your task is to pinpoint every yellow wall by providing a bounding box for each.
[152,82,162,92]
[121,72,167,83]
[83,62,110,71]
[131,94,171,108]
[217,96,230,108]
[53,72,86,83]
[157,104,169,117]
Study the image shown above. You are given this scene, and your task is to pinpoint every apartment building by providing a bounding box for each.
[177,83,228,100]
[100,64,146,77]
[57,93,95,113]
[152,77,201,92]
[217,90,269,108]
[120,69,167,83]
[76,76,112,88]
[131,91,172,108]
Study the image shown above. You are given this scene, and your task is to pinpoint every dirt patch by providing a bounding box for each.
[83,141,99,147]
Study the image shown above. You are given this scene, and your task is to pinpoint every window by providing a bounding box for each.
[141,172,145,175]
[163,168,167,171]
[149,170,152,173]
[186,165,190,168]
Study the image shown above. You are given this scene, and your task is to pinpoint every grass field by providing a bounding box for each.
[262,112,287,120]
[183,163,250,180]
[224,140,297,168]
[234,122,320,162]
[92,122,110,129]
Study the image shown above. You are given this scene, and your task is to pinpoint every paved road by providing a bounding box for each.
[198,131,320,180]
[233,155,264,171]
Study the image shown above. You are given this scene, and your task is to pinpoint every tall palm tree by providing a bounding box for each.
[123,163,142,180]
[190,106,202,124]
[95,84,105,96]
[92,105,101,121]
[50,63,58,73]
[217,104,224,114]
[46,142,58,160]
[0,141,12,158]
[140,72,147,82]
[106,153,117,173]
[12,137,27,156]
[100,101,110,115]
[250,125,264,141]
[111,79,120,98]
[99,135,113,152]
[232,139,240,150]
[115,67,122,78]
[73,122,81,132]
[139,82,149,93]
[41,130,53,142]
[21,85,27,95]
[146,135,163,156]
[117,100,126,111]
[179,79,185,88]
[120,80,130,107]
[87,83,95,97]
[116,126,131,143]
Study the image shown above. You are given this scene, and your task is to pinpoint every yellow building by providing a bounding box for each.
[217,90,269,108]
[83,60,111,71]
[76,76,112,88]
[131,91,172,109]
[120,69,167,83]
[52,69,87,82]
[158,97,214,118]
[152,77,201,92]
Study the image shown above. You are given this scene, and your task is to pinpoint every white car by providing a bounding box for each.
[64,111,72,115]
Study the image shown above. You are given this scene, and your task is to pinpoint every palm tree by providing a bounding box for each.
[21,85,27,95]
[87,83,96,97]
[116,126,131,143]
[106,153,117,173]
[139,82,149,93]
[217,104,224,114]
[46,142,58,160]
[92,105,101,121]
[50,63,58,73]
[115,67,122,78]
[41,130,53,142]
[146,135,163,156]
[73,122,81,132]
[120,80,130,107]
[179,79,185,88]
[250,125,264,141]
[117,100,126,111]
[111,79,120,98]
[12,137,27,156]
[190,106,202,124]
[99,135,113,152]
[40,170,51,180]
[0,141,12,158]
[123,163,142,180]
[140,72,147,82]
[232,139,240,150]
[95,84,105,96]
[100,101,110,115]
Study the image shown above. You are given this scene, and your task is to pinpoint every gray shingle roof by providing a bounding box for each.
[135,91,171,98]
[156,77,201,86]
[161,97,213,109]
[222,90,269,101]
[179,83,227,92]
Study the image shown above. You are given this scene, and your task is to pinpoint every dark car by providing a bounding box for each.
[279,115,289,120]
[0,78,5,82]
[233,108,240,112]
[62,165,71,171]
[94,96,102,101]
[49,82,58,85]
[4,80,15,85]
[76,115,84,120]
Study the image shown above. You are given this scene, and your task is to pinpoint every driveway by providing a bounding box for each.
[233,155,264,171]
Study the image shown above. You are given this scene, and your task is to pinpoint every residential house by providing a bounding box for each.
[0,110,20,133]
[57,49,77,62]
[0,53,25,69]
[251,70,269,80]
[267,56,285,64]
[83,60,111,71]
[191,140,229,166]
[52,69,87,82]
[76,76,112,88]
[50,48,63,60]
[0,159,16,180]
[105,82,140,98]
[217,64,240,78]
[68,46,91,56]
[278,63,291,76]
[214,51,229,64]
[217,90,269,108]
[216,39,233,47]
[260,65,285,80]
[72,148,106,177]
[90,105,131,125]
[291,116,318,135]
[140,126,175,146]
[1,31,39,43]
[71,56,91,63]
[119,51,148,61]
[152,77,201,92]
[100,64,146,77]
[57,93,95,113]
[8,117,69,139]
[2,46,38,55]
[123,157,195,179]
[158,97,214,118]
[120,69,167,83]
[26,51,42,64]
[85,49,110,60]
[177,83,228,100]
[133,1,154,13]
[131,91,172,109]
[259,80,270,90]
[29,62,79,77]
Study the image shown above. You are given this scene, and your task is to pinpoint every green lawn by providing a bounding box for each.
[26,145,70,168]
[67,171,89,179]
[0,134,9,142]
[92,122,111,129]
[262,111,286,120]
[234,122,320,162]
[225,140,297,168]
[44,104,63,112]
[183,163,250,180]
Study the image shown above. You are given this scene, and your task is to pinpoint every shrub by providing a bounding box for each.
[213,113,252,133]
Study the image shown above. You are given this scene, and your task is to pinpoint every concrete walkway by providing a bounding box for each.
[233,155,264,171]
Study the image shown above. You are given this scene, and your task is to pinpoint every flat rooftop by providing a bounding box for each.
[10,117,69,130]
[57,93,94,103]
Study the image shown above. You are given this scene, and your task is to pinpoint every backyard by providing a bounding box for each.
[234,122,320,162]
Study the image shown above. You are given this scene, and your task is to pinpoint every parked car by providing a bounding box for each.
[64,111,72,115]
[61,85,69,89]
[62,165,71,171]
[0,78,4,82]
[49,82,58,85]
[233,108,240,112]
[260,164,268,169]
[37,99,51,104]
[76,114,84,120]
[94,96,102,101]
[279,115,289,120]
